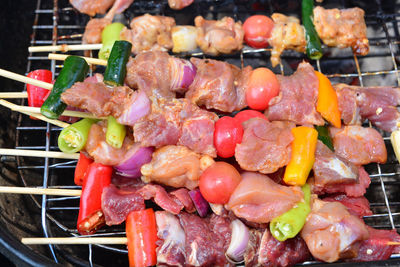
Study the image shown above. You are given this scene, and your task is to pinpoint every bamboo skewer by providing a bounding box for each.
[17,109,70,128]
[29,43,102,53]
[0,69,53,90]
[0,148,79,159]
[0,99,104,120]
[0,92,28,98]
[48,53,107,66]
[22,237,127,245]
[0,186,81,196]
[387,242,400,245]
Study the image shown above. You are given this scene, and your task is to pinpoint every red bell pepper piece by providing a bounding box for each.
[26,69,52,107]
[126,209,157,267]
[74,152,94,186]
[77,162,112,235]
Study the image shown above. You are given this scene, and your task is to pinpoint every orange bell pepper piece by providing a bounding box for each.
[283,126,318,186]
[315,71,341,128]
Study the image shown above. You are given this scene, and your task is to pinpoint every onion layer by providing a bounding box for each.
[188,188,209,217]
[226,219,250,263]
[116,89,150,126]
[114,146,154,178]
[169,58,197,93]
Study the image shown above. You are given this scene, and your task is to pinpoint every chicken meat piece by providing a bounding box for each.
[185,57,251,112]
[195,16,244,56]
[335,83,400,132]
[227,172,303,223]
[125,51,195,98]
[301,199,369,262]
[155,211,186,266]
[268,13,306,67]
[120,14,175,54]
[141,145,214,190]
[70,0,114,16]
[330,125,387,165]
[267,62,324,125]
[313,141,359,187]
[82,18,111,44]
[312,166,371,197]
[314,6,369,55]
[168,0,193,10]
[134,97,218,157]
[235,118,295,174]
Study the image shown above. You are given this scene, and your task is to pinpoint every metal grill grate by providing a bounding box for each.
[10,0,400,265]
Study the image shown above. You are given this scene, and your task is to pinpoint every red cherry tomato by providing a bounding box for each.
[214,116,244,158]
[246,67,280,110]
[243,15,274,48]
[234,110,268,125]
[199,162,242,204]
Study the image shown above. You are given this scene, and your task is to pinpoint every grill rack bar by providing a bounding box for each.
[10,0,400,266]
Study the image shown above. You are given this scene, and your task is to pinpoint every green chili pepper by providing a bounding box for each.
[99,22,125,60]
[106,116,126,149]
[302,0,323,60]
[270,183,311,241]
[58,118,98,153]
[315,125,334,151]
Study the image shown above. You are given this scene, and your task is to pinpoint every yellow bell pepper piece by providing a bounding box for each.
[315,71,341,128]
[284,126,318,186]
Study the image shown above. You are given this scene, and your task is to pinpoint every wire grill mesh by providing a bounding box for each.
[9,0,400,265]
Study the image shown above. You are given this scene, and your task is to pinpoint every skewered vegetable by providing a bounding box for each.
[58,118,98,153]
[99,22,125,60]
[199,161,242,204]
[126,209,157,267]
[270,183,311,241]
[243,15,274,48]
[114,146,154,178]
[234,109,268,125]
[40,56,89,119]
[188,188,210,217]
[315,71,341,128]
[103,40,132,86]
[74,152,93,186]
[106,116,126,149]
[315,125,334,151]
[284,126,318,186]
[171,26,198,53]
[390,130,400,163]
[26,69,52,108]
[226,219,250,262]
[246,67,280,110]
[77,162,112,235]
[302,0,323,60]
[214,116,243,158]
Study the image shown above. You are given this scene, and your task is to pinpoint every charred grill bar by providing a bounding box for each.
[3,0,400,266]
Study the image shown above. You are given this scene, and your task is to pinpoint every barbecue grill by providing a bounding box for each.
[0,0,400,266]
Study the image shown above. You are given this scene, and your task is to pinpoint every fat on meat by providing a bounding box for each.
[311,166,371,197]
[195,16,244,55]
[155,211,186,266]
[330,125,387,165]
[185,57,251,112]
[61,79,150,126]
[348,226,400,262]
[125,51,193,98]
[133,97,218,157]
[178,213,232,266]
[168,0,193,10]
[70,0,114,16]
[245,228,311,267]
[313,6,369,55]
[85,121,139,166]
[335,83,400,132]
[301,199,369,262]
[323,194,373,218]
[235,118,295,174]
[313,141,359,187]
[267,62,325,125]
[268,13,306,67]
[101,184,145,226]
[120,14,175,54]
[141,145,214,190]
[227,172,303,223]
